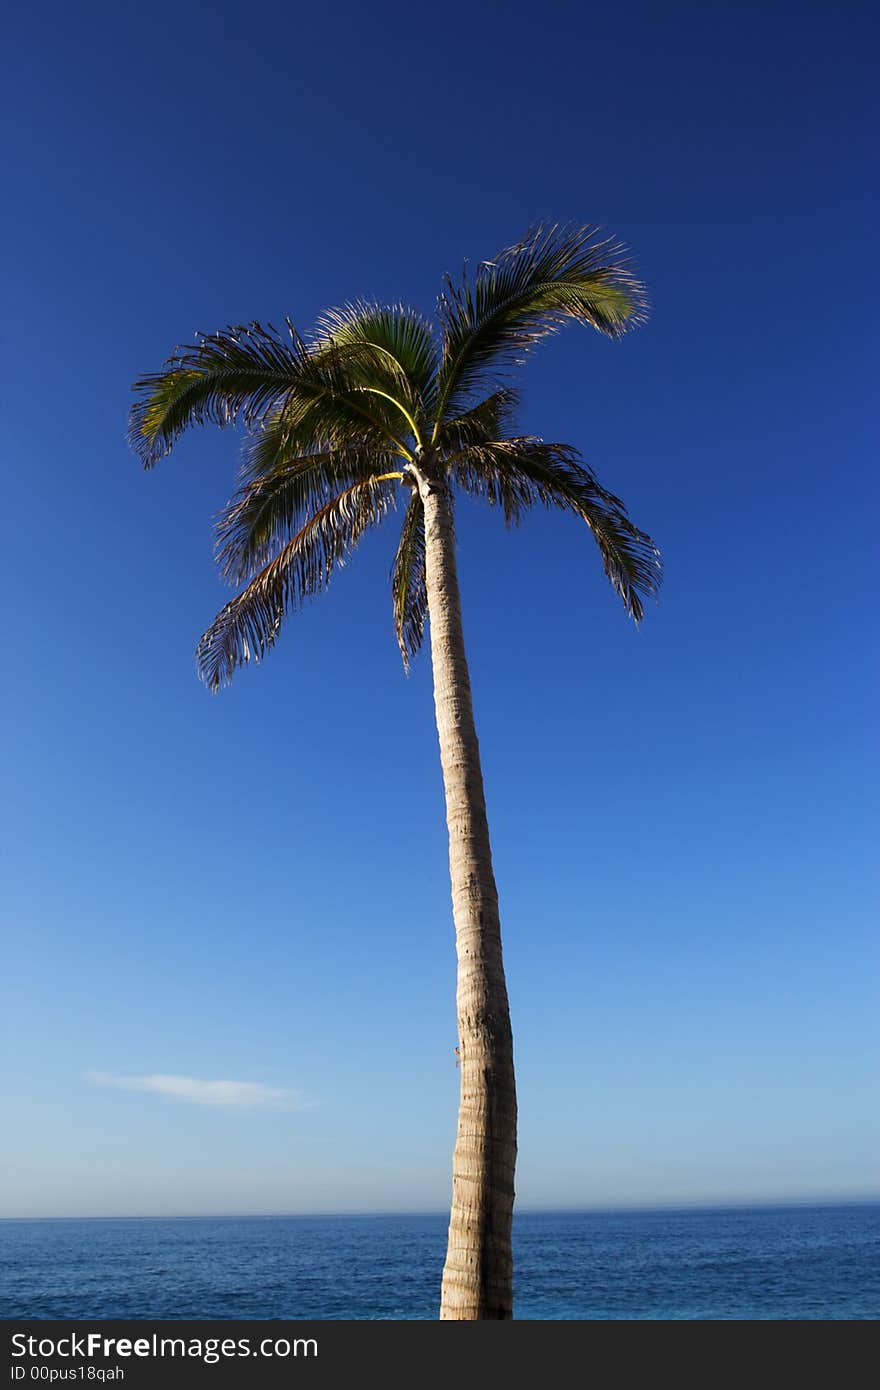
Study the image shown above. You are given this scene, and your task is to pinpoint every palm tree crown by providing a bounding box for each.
[129,224,661,687]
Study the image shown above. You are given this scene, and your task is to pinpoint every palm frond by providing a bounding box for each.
[275,358,416,457]
[452,439,661,621]
[315,301,439,406]
[197,476,398,691]
[130,321,417,468]
[129,322,311,467]
[434,224,647,427]
[448,441,537,526]
[435,388,521,452]
[215,427,395,583]
[390,488,427,670]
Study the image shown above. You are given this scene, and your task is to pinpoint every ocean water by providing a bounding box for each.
[1,1205,877,1320]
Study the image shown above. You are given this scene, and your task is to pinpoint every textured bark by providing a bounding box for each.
[411,455,517,1320]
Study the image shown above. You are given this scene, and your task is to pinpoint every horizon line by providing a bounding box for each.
[3,1195,879,1223]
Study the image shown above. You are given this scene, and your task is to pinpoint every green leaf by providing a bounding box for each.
[435,388,521,452]
[434,224,647,428]
[451,438,661,621]
[197,476,400,691]
[129,320,418,468]
[129,322,311,467]
[314,301,439,403]
[390,488,427,670]
[215,432,395,584]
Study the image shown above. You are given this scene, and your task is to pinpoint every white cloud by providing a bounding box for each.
[86,1071,304,1110]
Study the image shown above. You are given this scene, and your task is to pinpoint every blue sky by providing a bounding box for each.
[2,0,877,1217]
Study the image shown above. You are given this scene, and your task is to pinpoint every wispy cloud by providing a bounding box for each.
[86,1071,304,1110]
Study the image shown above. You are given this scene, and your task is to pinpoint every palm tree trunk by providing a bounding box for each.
[411,455,517,1320]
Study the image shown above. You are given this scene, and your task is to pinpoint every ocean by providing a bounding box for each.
[1,1205,877,1320]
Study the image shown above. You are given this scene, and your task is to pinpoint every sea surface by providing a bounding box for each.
[1,1205,878,1320]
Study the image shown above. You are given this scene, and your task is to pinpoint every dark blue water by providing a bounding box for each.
[1,1206,877,1320]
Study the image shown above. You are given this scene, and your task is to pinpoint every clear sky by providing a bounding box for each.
[2,0,877,1217]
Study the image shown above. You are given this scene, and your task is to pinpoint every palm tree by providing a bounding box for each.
[129,224,661,1320]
